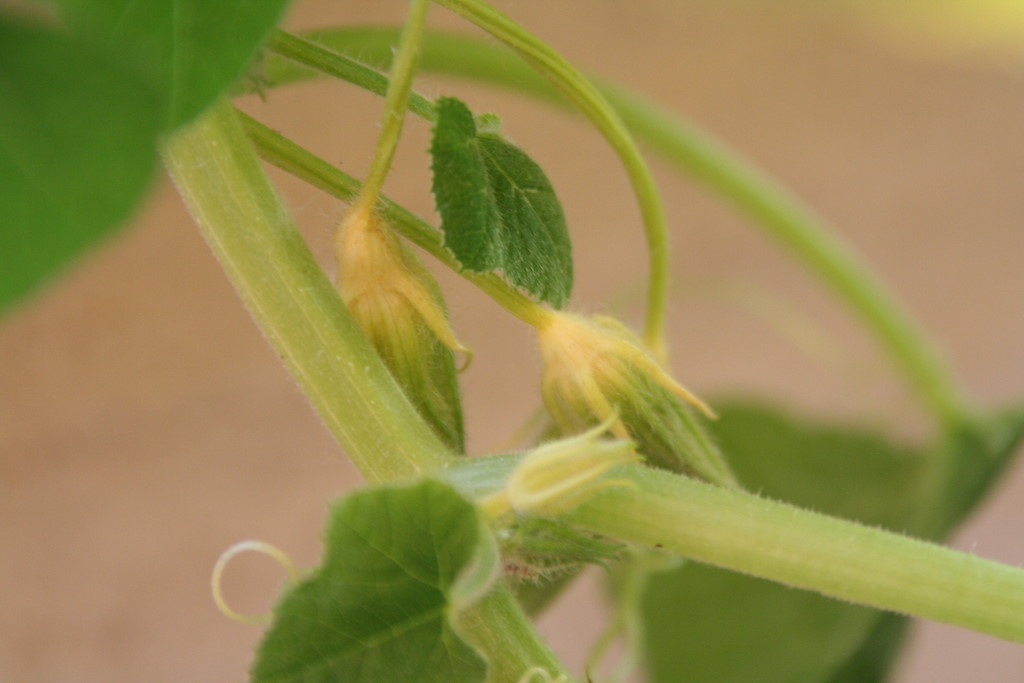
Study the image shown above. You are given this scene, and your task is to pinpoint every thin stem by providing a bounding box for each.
[264,29,436,120]
[258,27,972,427]
[162,100,453,482]
[238,111,554,328]
[354,0,430,211]
[430,0,671,356]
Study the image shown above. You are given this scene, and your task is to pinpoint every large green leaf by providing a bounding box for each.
[822,613,911,683]
[430,96,573,308]
[928,403,1024,538]
[0,18,160,316]
[252,480,498,683]
[51,0,291,130]
[640,402,930,683]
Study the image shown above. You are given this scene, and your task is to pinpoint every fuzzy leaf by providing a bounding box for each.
[51,0,291,129]
[252,480,498,683]
[430,96,572,308]
[0,18,160,316]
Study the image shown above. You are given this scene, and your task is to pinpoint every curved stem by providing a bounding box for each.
[258,26,972,427]
[354,0,430,210]
[432,0,671,356]
[238,111,553,329]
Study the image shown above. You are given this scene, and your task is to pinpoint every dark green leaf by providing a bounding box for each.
[51,0,291,129]
[640,402,930,683]
[430,96,572,308]
[927,403,1024,537]
[0,18,160,316]
[823,613,911,683]
[252,480,498,683]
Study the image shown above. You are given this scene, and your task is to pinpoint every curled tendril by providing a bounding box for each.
[211,540,300,625]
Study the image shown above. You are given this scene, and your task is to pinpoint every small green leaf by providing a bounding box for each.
[252,480,498,683]
[51,0,291,129]
[639,402,930,683]
[0,18,160,316]
[430,96,572,308]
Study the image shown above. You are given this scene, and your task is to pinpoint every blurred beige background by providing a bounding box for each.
[2,0,1023,680]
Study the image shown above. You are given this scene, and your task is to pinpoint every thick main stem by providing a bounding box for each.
[568,464,1024,643]
[164,101,569,680]
[163,101,451,483]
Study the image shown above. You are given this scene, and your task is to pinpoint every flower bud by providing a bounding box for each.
[335,204,468,452]
[483,419,639,520]
[536,312,739,488]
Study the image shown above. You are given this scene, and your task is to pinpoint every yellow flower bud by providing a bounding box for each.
[536,312,739,487]
[335,204,469,451]
[482,419,639,520]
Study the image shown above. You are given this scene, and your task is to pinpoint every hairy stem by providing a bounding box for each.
[353,0,430,210]
[164,100,567,679]
[571,464,1024,643]
[258,26,972,427]
[265,29,435,119]
[162,100,451,482]
[446,454,1024,644]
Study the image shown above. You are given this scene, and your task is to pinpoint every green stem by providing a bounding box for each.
[258,26,972,426]
[571,464,1024,643]
[265,29,435,119]
[164,100,567,679]
[445,454,1024,644]
[462,587,574,683]
[162,100,453,482]
[354,0,430,209]
[238,111,553,328]
[431,0,671,356]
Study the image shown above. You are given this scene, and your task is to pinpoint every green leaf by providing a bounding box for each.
[639,402,930,683]
[928,402,1024,537]
[0,18,160,316]
[252,480,498,683]
[430,96,572,308]
[822,613,911,683]
[51,0,291,129]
